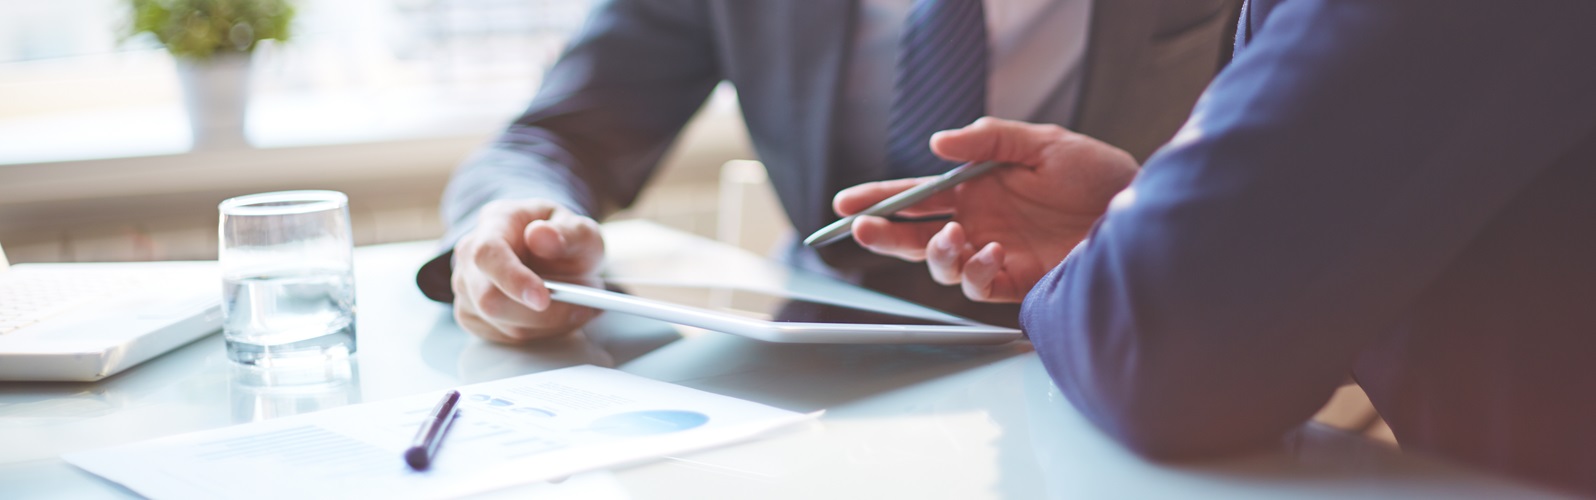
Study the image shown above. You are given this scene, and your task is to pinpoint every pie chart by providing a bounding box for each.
[589,410,710,436]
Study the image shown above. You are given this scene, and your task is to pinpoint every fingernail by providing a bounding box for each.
[523,290,547,311]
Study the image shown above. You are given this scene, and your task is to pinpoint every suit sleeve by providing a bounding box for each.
[1023,0,1596,458]
[417,0,722,302]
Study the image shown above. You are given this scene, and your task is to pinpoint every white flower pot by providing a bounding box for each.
[176,52,253,150]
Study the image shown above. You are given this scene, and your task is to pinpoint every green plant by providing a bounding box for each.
[128,0,294,59]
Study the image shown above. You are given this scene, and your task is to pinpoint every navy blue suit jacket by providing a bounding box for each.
[1023,0,1596,494]
[417,0,1239,327]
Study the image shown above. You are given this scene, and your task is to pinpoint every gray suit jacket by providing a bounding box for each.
[419,0,1239,325]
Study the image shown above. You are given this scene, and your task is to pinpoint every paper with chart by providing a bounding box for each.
[65,365,812,499]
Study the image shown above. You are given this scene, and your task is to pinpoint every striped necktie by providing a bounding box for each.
[886,0,988,178]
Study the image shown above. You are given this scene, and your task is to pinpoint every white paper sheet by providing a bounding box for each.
[65,365,811,499]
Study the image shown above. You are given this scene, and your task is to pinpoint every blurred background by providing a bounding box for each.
[0,0,780,264]
[0,0,1396,442]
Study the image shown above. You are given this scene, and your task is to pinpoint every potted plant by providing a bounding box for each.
[128,0,294,150]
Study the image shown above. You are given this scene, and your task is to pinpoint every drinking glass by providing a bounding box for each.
[218,190,356,365]
[229,358,361,423]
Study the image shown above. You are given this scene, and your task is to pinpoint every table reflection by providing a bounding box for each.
[228,359,361,423]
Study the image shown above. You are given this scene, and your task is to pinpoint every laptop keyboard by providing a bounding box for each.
[0,269,148,335]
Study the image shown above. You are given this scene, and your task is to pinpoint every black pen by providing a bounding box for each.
[405,390,460,471]
[804,161,1009,247]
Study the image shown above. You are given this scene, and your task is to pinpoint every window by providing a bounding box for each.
[0,0,595,164]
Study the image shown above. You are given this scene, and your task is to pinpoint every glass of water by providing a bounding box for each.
[219,190,356,365]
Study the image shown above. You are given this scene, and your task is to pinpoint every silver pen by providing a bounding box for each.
[804,161,1008,247]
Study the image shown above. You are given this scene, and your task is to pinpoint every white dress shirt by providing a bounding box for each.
[797,0,1093,281]
[831,0,1093,191]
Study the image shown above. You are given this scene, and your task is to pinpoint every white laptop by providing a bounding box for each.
[0,243,223,382]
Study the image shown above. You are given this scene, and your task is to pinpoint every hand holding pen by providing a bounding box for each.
[823,118,1140,303]
[806,161,1007,248]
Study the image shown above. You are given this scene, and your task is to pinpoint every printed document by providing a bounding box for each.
[65,365,810,499]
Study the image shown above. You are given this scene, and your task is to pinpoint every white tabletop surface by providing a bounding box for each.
[0,221,1566,499]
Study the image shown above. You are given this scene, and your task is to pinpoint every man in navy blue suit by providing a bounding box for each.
[836,0,1596,494]
[416,0,1241,341]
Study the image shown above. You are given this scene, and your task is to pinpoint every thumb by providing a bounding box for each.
[930,117,1070,167]
[524,213,605,275]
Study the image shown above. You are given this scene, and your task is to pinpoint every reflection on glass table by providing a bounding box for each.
[228,358,361,424]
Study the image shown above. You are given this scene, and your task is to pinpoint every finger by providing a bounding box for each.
[453,294,522,344]
[459,309,560,344]
[524,214,605,275]
[961,242,1007,302]
[475,287,599,334]
[520,302,602,337]
[926,222,975,286]
[524,220,567,260]
[469,239,550,311]
[459,269,531,339]
[479,199,576,266]
[833,177,959,218]
[852,215,949,262]
[462,272,555,341]
[930,117,1070,166]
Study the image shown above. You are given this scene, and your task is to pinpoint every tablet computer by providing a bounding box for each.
[544,281,1021,345]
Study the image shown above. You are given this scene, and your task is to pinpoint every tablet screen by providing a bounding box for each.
[609,283,969,326]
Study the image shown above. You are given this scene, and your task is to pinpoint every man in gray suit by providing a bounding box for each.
[416,0,1238,342]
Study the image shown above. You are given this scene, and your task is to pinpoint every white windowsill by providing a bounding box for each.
[0,83,754,264]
